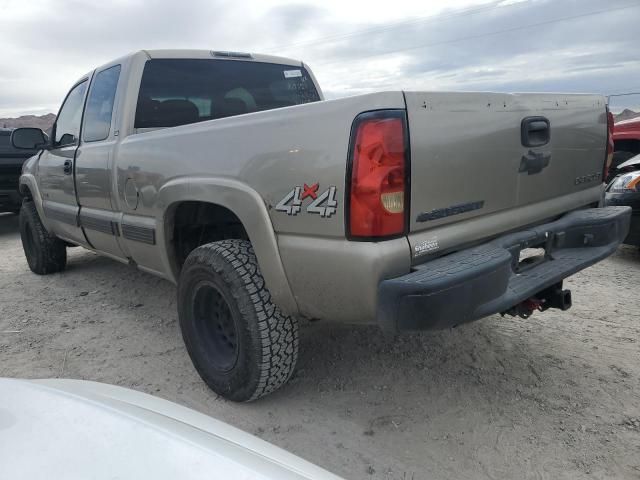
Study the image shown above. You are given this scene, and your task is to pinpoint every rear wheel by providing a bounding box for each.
[177,239,299,402]
[19,200,67,274]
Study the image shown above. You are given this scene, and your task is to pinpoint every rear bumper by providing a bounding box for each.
[377,206,631,332]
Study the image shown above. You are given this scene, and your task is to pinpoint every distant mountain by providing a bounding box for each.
[614,109,640,123]
[0,113,56,133]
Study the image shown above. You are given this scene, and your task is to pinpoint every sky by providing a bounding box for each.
[1,0,639,117]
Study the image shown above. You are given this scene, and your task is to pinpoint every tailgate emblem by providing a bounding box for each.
[519,150,551,175]
[414,237,439,256]
[574,172,601,185]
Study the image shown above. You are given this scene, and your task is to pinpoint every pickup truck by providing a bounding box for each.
[0,128,39,213]
[11,49,631,401]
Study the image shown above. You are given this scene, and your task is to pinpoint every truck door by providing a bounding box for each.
[38,79,89,246]
[75,63,127,260]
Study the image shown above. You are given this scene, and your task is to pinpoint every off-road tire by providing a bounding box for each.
[19,200,67,274]
[177,239,299,402]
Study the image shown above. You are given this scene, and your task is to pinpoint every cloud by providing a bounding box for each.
[0,0,638,117]
[300,0,640,96]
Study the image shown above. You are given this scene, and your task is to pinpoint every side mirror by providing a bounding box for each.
[10,127,48,150]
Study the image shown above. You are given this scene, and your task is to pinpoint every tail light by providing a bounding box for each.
[347,110,409,239]
[604,107,614,181]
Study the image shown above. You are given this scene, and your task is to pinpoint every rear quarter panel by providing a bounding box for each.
[116,91,405,239]
[113,91,405,317]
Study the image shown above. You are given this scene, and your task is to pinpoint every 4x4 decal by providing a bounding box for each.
[275,183,337,217]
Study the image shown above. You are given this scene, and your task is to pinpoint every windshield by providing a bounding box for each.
[135,58,321,129]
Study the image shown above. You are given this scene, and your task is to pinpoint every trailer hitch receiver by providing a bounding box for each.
[502,282,572,319]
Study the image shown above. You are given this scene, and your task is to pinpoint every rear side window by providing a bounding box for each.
[135,59,321,129]
[84,65,121,142]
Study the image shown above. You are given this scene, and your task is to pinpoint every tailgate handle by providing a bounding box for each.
[521,116,550,147]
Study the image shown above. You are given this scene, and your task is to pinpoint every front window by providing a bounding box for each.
[134,59,321,129]
[54,80,88,147]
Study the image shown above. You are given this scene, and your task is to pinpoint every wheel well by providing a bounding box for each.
[19,184,32,199]
[169,202,248,272]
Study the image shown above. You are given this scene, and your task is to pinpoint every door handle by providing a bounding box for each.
[63,159,73,175]
[521,116,550,147]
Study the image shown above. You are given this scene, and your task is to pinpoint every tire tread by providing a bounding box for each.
[19,200,67,275]
[179,240,298,401]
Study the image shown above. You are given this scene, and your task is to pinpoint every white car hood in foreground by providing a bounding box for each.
[0,378,343,480]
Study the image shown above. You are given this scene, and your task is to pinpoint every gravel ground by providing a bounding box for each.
[1,212,639,479]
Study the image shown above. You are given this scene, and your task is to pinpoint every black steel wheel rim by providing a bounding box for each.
[191,281,239,372]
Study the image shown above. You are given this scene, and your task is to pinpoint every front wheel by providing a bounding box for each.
[19,200,67,274]
[177,240,299,402]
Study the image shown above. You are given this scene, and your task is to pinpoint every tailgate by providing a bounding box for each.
[404,92,607,238]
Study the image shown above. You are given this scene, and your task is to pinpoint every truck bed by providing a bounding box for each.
[119,90,607,261]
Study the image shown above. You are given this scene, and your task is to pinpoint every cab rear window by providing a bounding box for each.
[135,59,320,129]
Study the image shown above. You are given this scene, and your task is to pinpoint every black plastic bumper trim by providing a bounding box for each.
[378,207,632,332]
[43,203,79,227]
[79,212,119,236]
[121,223,156,245]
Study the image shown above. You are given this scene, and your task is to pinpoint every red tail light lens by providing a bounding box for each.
[604,107,614,181]
[348,111,409,238]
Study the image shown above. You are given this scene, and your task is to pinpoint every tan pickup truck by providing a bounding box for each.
[11,49,630,401]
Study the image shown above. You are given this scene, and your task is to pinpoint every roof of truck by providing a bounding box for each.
[142,49,303,67]
[79,49,306,88]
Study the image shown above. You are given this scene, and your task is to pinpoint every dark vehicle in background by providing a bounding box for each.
[0,128,39,213]
[605,154,640,247]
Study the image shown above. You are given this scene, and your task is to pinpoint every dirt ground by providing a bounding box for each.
[1,212,639,479]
